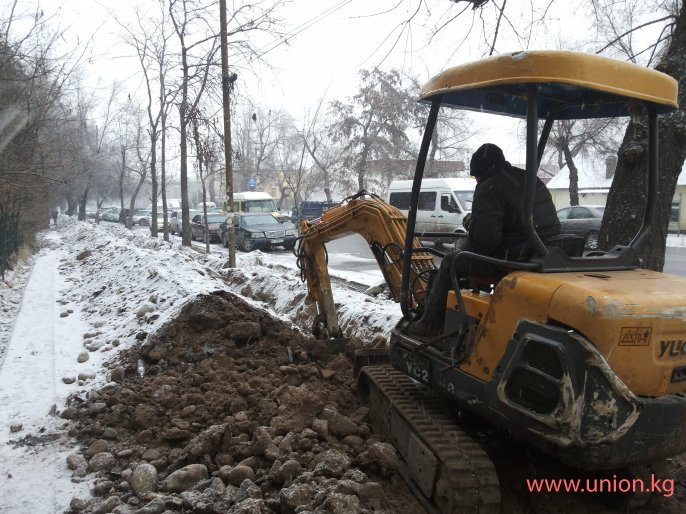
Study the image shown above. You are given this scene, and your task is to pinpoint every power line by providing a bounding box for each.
[250,0,353,62]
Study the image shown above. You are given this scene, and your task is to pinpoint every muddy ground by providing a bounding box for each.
[59,290,686,513]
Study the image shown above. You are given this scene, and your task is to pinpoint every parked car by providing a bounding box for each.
[291,200,338,223]
[190,212,226,242]
[133,209,151,225]
[169,209,199,235]
[221,213,297,252]
[143,212,166,231]
[99,207,121,222]
[556,205,605,250]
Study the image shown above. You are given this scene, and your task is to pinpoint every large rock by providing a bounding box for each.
[279,385,323,413]
[132,497,166,513]
[66,453,87,470]
[228,498,270,514]
[321,409,359,438]
[89,452,115,472]
[91,495,120,514]
[273,459,302,485]
[234,479,262,503]
[161,464,208,493]
[129,463,158,498]
[186,424,227,456]
[132,404,159,429]
[87,439,109,457]
[325,492,361,514]
[357,442,399,475]
[248,426,273,456]
[280,483,315,514]
[222,465,255,487]
[312,449,351,478]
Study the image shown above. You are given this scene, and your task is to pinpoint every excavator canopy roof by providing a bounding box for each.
[419,50,678,120]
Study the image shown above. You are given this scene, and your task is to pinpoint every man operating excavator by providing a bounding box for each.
[407,143,561,338]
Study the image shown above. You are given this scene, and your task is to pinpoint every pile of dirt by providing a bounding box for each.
[60,291,426,514]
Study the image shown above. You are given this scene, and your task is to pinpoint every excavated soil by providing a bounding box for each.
[61,291,426,514]
[60,291,686,514]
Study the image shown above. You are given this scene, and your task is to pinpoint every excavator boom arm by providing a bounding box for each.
[295,193,436,339]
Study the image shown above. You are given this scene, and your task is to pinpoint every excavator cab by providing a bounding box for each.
[387,50,686,471]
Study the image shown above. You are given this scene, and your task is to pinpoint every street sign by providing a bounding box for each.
[248,176,257,190]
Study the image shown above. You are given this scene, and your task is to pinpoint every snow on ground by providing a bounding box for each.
[668,233,686,247]
[0,220,398,513]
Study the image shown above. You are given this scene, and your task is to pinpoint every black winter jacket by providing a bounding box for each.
[466,164,560,260]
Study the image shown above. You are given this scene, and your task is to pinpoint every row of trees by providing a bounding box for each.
[1,0,475,254]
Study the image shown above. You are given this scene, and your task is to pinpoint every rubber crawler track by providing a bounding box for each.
[360,364,500,514]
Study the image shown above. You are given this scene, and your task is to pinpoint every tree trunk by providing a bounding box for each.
[562,145,579,206]
[208,170,216,204]
[66,197,77,216]
[358,143,370,191]
[180,103,191,246]
[161,110,169,241]
[599,4,686,271]
[78,187,89,221]
[149,131,158,238]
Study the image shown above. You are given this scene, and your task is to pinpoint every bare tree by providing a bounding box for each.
[0,4,101,246]
[169,0,281,247]
[278,125,323,215]
[119,2,175,238]
[545,118,625,205]
[329,68,418,192]
[189,106,219,253]
[599,1,686,270]
[125,103,151,229]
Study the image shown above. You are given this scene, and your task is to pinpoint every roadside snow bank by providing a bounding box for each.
[55,222,398,360]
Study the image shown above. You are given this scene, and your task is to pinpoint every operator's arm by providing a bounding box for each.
[466,180,504,256]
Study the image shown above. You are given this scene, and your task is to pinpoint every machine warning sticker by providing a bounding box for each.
[618,327,652,346]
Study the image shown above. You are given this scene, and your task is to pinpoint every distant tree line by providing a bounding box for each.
[2,0,684,271]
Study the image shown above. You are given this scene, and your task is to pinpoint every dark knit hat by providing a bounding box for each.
[470,143,506,178]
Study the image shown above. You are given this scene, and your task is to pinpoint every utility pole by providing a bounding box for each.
[219,0,236,267]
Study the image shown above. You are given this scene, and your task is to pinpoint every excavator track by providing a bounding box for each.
[359,364,500,514]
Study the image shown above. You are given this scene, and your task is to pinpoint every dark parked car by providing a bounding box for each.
[291,200,338,223]
[190,213,226,242]
[221,213,297,252]
[556,205,604,250]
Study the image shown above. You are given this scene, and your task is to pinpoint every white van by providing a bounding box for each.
[387,177,476,245]
[232,191,289,222]
[196,201,217,210]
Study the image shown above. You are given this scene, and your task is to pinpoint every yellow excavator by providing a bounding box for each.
[296,51,686,513]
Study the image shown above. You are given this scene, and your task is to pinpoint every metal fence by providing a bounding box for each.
[0,213,19,278]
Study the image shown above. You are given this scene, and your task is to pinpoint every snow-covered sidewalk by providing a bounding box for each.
[0,236,90,513]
